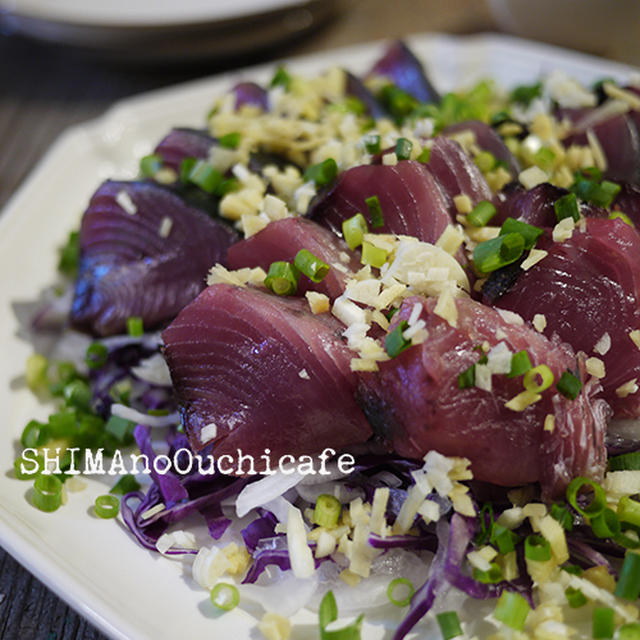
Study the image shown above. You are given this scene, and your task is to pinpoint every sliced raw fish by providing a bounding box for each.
[308,161,450,244]
[71,181,239,336]
[612,182,640,226]
[227,217,359,299]
[443,120,520,176]
[357,296,609,498]
[368,40,440,104]
[231,81,269,111]
[345,71,388,119]
[492,182,608,228]
[153,128,215,172]
[559,107,640,184]
[426,136,492,210]
[494,217,640,418]
[162,284,372,461]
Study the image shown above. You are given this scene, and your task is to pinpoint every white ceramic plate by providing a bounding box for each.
[3,0,316,27]
[0,33,637,640]
[0,0,344,60]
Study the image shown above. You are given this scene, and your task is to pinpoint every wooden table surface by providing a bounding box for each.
[0,0,629,637]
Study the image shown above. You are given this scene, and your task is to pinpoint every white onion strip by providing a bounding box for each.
[110,403,179,428]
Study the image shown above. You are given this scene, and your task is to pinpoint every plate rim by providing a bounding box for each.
[3,0,315,28]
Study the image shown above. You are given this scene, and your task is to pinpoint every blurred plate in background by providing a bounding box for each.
[0,0,346,62]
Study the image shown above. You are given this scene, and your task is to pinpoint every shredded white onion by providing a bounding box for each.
[240,568,318,617]
[110,403,179,428]
[236,470,305,518]
[131,353,172,386]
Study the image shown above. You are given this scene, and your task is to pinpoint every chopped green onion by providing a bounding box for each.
[395,137,413,161]
[491,523,519,554]
[365,195,384,228]
[474,150,496,173]
[264,261,299,296]
[475,502,494,546]
[105,415,135,443]
[304,158,338,186]
[48,411,76,439]
[562,564,583,576]
[187,160,222,193]
[457,364,476,389]
[619,623,640,640]
[361,242,388,268]
[566,477,606,518]
[557,370,582,400]
[386,307,399,321]
[33,474,63,512]
[507,350,532,378]
[21,419,49,448]
[387,577,415,607]
[294,249,330,283]
[126,316,144,337]
[554,193,580,222]
[343,96,366,115]
[109,379,132,405]
[467,200,497,227]
[319,590,364,640]
[385,321,411,358]
[436,611,463,639]
[342,213,368,250]
[363,134,381,155]
[522,364,554,393]
[616,530,640,550]
[13,455,44,480]
[510,82,542,106]
[572,176,621,208]
[576,166,603,181]
[63,379,92,410]
[473,562,502,584]
[499,218,543,250]
[550,503,573,531]
[85,342,108,369]
[592,607,614,639]
[110,474,141,495]
[494,591,530,631]
[534,147,555,172]
[56,361,77,383]
[218,132,241,149]
[590,508,621,539]
[94,494,120,519]
[565,586,587,608]
[598,180,622,206]
[314,494,341,529]
[26,353,48,391]
[618,496,640,529]
[270,66,291,90]
[524,534,551,562]
[139,154,163,178]
[417,148,431,163]
[58,230,80,276]
[210,582,240,611]
[610,211,634,226]
[378,84,418,122]
[215,177,239,197]
[614,551,640,600]
[609,452,640,471]
[360,117,375,133]
[179,157,197,184]
[473,232,525,273]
